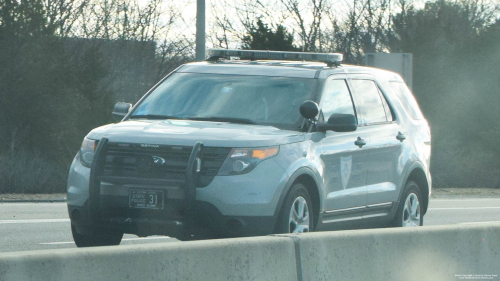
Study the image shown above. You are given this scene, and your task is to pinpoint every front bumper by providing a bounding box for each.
[68,199,276,238]
[68,138,283,239]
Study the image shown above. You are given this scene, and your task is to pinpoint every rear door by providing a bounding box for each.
[348,77,404,218]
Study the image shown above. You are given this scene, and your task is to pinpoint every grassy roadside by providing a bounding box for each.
[0,193,67,202]
[431,187,500,198]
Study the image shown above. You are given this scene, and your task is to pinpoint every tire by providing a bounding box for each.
[392,181,423,227]
[275,183,314,234]
[71,223,123,247]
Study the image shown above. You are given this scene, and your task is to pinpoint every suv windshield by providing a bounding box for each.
[130,73,316,130]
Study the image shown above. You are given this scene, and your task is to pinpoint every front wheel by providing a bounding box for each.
[71,223,123,247]
[275,183,314,234]
[392,181,423,227]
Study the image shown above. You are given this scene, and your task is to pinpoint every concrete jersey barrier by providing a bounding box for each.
[284,223,500,281]
[0,223,499,281]
[0,236,297,281]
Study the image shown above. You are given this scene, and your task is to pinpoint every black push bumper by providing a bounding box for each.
[70,138,276,239]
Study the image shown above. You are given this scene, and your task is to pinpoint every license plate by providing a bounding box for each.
[129,189,164,209]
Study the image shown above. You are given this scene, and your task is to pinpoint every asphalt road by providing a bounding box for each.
[1,197,499,253]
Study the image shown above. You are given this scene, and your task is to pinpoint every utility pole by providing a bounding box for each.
[195,0,206,61]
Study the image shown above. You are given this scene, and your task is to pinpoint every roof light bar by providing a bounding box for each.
[208,49,343,65]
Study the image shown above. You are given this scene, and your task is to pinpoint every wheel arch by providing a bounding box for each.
[273,167,322,231]
[401,164,430,215]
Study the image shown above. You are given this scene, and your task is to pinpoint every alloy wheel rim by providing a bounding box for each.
[402,193,420,227]
[289,196,310,233]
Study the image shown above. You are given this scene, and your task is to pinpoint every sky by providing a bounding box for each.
[135,0,456,49]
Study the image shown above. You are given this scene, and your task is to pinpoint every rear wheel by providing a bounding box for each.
[276,183,314,233]
[71,223,123,247]
[392,181,423,227]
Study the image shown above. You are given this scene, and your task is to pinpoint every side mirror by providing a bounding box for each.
[112,102,132,121]
[318,114,357,132]
[299,100,319,120]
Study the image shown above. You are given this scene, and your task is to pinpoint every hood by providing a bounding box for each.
[87,120,305,147]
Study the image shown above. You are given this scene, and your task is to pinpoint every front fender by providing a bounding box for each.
[272,164,324,219]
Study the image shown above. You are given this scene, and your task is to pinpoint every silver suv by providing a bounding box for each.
[67,49,431,246]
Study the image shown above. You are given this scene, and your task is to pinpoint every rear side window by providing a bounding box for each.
[389,82,424,120]
[350,80,388,125]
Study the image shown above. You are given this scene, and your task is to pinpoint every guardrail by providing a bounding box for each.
[0,223,498,281]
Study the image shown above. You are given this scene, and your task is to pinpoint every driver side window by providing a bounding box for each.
[321,79,356,120]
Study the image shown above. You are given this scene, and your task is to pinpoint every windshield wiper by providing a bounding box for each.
[129,115,256,124]
[128,114,185,120]
[187,116,256,124]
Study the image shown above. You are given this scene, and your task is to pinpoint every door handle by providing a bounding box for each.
[396,132,406,142]
[355,137,366,148]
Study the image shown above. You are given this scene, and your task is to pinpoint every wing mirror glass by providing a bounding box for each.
[318,113,357,132]
[112,102,132,121]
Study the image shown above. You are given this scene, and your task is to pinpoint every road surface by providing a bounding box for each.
[1,197,499,253]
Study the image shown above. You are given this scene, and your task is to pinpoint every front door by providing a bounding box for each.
[318,77,369,220]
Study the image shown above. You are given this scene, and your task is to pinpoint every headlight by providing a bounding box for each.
[217,147,279,176]
[79,137,98,167]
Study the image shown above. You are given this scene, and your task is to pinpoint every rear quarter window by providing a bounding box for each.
[388,82,424,120]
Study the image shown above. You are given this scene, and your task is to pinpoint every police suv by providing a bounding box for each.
[67,49,432,246]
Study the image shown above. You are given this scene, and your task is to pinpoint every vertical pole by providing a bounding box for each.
[195,0,206,61]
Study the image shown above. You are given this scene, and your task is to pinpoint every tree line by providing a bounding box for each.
[0,0,499,193]
[0,0,191,192]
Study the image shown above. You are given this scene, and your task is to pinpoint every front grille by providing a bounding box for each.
[98,142,230,187]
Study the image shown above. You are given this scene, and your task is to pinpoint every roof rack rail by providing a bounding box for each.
[207,49,343,67]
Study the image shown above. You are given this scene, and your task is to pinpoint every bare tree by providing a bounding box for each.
[67,0,181,41]
[43,0,87,36]
[279,0,328,51]
[209,0,236,49]
[321,0,396,63]
[209,0,267,49]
